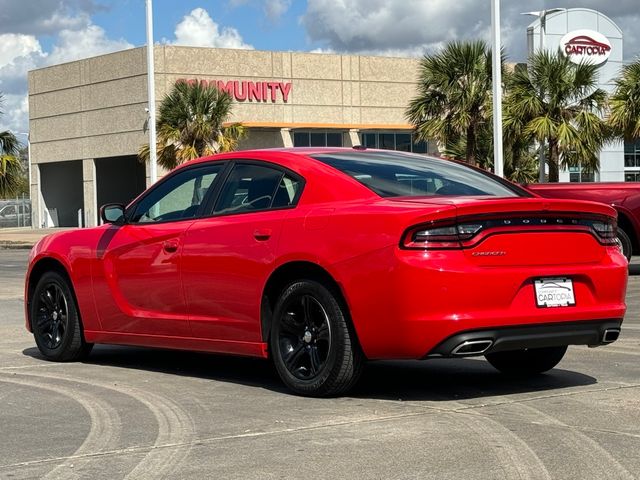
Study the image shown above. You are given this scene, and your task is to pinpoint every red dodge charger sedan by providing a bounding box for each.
[25,148,628,396]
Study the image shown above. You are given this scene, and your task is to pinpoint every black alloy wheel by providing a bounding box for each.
[31,271,93,362]
[35,282,68,350]
[270,280,363,396]
[278,294,332,380]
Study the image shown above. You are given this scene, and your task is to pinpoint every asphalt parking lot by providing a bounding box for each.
[0,250,639,479]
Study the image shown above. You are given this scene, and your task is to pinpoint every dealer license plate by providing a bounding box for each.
[534,278,575,307]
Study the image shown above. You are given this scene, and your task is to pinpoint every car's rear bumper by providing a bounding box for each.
[424,318,622,358]
[334,245,628,360]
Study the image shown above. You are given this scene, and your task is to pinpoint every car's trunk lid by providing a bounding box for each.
[393,196,617,266]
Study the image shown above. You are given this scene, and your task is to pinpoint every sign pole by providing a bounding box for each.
[491,0,504,178]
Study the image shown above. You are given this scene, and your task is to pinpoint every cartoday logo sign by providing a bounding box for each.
[561,29,612,65]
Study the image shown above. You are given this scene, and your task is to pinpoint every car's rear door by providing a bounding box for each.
[181,161,304,348]
[92,163,225,336]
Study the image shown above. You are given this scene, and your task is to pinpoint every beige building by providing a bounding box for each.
[28,46,428,227]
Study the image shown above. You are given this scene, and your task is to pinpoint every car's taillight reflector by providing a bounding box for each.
[401,214,617,250]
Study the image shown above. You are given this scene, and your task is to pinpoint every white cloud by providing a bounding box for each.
[264,0,291,21]
[301,0,486,58]
[300,0,640,61]
[0,34,47,133]
[47,24,133,65]
[0,93,29,137]
[0,34,43,66]
[228,0,291,22]
[0,0,103,35]
[0,19,132,134]
[171,8,253,49]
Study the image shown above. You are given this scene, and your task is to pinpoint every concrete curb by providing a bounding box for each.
[0,242,34,250]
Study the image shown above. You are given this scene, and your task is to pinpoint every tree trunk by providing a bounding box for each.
[466,124,477,167]
[548,138,559,182]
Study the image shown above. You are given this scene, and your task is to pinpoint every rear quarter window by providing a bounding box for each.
[311,151,527,198]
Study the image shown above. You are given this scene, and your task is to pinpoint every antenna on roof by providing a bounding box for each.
[352,145,367,150]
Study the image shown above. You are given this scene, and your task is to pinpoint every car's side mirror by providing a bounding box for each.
[100,203,127,225]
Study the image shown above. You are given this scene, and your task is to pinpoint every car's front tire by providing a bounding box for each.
[31,271,93,361]
[270,280,363,396]
[485,345,567,375]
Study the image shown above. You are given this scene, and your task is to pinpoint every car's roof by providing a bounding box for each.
[175,147,447,172]
[185,147,368,165]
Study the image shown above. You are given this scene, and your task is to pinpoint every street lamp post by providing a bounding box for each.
[521,8,566,183]
[491,0,504,178]
[145,0,158,185]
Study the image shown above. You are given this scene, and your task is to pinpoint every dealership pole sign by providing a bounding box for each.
[177,78,292,103]
[561,29,612,65]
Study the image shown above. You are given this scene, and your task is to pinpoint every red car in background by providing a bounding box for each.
[527,182,640,261]
[25,149,628,396]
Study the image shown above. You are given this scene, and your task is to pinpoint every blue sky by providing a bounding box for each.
[1,0,639,135]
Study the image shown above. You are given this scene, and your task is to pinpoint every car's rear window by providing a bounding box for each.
[311,151,526,198]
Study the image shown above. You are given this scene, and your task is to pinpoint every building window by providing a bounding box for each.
[359,131,428,154]
[293,131,344,147]
[624,140,640,168]
[625,172,640,182]
[568,166,595,183]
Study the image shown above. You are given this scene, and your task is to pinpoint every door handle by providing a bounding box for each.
[253,229,272,241]
[163,240,179,253]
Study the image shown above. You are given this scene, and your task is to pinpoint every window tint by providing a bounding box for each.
[272,175,302,208]
[311,151,526,198]
[130,165,222,223]
[214,164,285,214]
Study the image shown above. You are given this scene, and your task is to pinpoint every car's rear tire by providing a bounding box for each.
[485,345,567,375]
[31,271,93,362]
[270,280,363,397]
[617,227,632,261]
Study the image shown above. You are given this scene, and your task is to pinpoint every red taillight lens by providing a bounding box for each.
[401,215,618,250]
[402,221,482,249]
[590,220,618,245]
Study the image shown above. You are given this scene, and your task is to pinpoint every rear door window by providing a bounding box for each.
[213,163,304,214]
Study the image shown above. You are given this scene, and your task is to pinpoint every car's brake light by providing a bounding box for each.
[401,214,617,250]
[403,221,465,249]
[591,220,618,245]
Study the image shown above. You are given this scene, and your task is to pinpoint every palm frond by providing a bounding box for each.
[138,81,244,169]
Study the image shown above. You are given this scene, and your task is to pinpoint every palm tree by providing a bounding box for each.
[503,51,610,182]
[406,41,500,167]
[0,94,23,198]
[609,60,640,141]
[139,81,245,171]
[441,125,538,184]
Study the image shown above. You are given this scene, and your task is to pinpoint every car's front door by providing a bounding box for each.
[93,163,224,336]
[181,162,304,346]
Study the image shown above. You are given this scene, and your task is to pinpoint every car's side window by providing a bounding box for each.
[214,164,288,214]
[272,175,302,208]
[129,164,223,223]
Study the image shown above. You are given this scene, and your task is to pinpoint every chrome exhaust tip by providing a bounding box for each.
[602,328,620,344]
[451,339,494,356]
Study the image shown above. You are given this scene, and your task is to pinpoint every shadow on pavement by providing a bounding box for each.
[23,345,596,401]
[352,358,596,401]
[628,263,640,276]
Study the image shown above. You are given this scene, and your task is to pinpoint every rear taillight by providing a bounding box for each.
[590,220,618,245]
[402,221,476,249]
[401,214,617,250]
